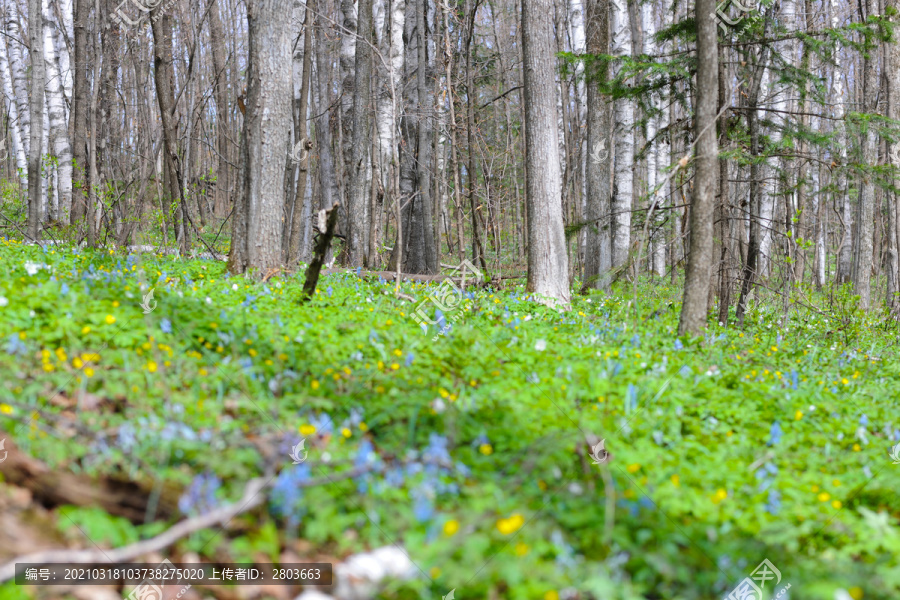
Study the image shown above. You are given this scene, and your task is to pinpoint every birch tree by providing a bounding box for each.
[0,23,26,185]
[374,0,404,268]
[610,0,632,269]
[43,0,72,224]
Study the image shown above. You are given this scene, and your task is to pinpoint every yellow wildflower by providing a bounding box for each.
[496,513,525,535]
[443,520,459,536]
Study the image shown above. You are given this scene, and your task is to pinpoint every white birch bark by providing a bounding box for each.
[374,0,403,220]
[569,0,587,265]
[758,67,776,276]
[813,162,826,286]
[0,21,26,183]
[43,0,72,222]
[339,0,358,189]
[569,0,586,110]
[610,0,633,268]
[51,0,72,102]
[42,95,50,220]
[5,3,30,157]
[643,0,665,275]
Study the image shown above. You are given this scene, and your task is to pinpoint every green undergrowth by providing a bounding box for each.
[0,238,898,600]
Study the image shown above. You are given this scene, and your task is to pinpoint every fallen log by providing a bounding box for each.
[0,464,377,583]
[0,431,181,524]
[0,476,268,583]
[319,268,488,287]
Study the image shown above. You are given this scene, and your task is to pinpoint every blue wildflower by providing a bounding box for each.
[310,412,333,435]
[118,423,138,452]
[425,434,451,464]
[271,463,311,526]
[160,318,172,334]
[160,421,198,441]
[6,334,27,356]
[768,421,783,446]
[411,484,434,522]
[625,384,637,413]
[178,472,222,516]
[385,467,405,487]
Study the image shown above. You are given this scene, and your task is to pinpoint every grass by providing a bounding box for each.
[0,238,898,600]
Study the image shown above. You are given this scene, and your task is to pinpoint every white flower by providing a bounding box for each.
[232,283,238,291]
[535,339,547,351]
[24,261,42,275]
[205,297,212,304]
[0,297,7,306]
[523,315,532,321]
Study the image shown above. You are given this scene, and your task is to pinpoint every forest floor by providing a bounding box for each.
[0,238,899,600]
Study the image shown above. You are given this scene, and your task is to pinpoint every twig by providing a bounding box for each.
[0,477,268,583]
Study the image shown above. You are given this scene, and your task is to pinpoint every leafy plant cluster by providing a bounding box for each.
[0,239,898,599]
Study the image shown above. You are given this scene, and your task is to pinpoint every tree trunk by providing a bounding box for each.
[886,0,900,312]
[347,0,374,266]
[464,0,488,272]
[375,0,405,270]
[677,0,717,335]
[313,7,339,244]
[831,4,851,284]
[522,0,570,306]
[0,15,27,187]
[339,0,358,239]
[151,8,190,254]
[734,12,770,325]
[854,0,878,308]
[228,0,293,273]
[71,0,90,227]
[26,0,44,241]
[43,0,73,224]
[209,0,232,218]
[415,0,437,273]
[581,0,611,292]
[287,0,314,265]
[610,0,632,269]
